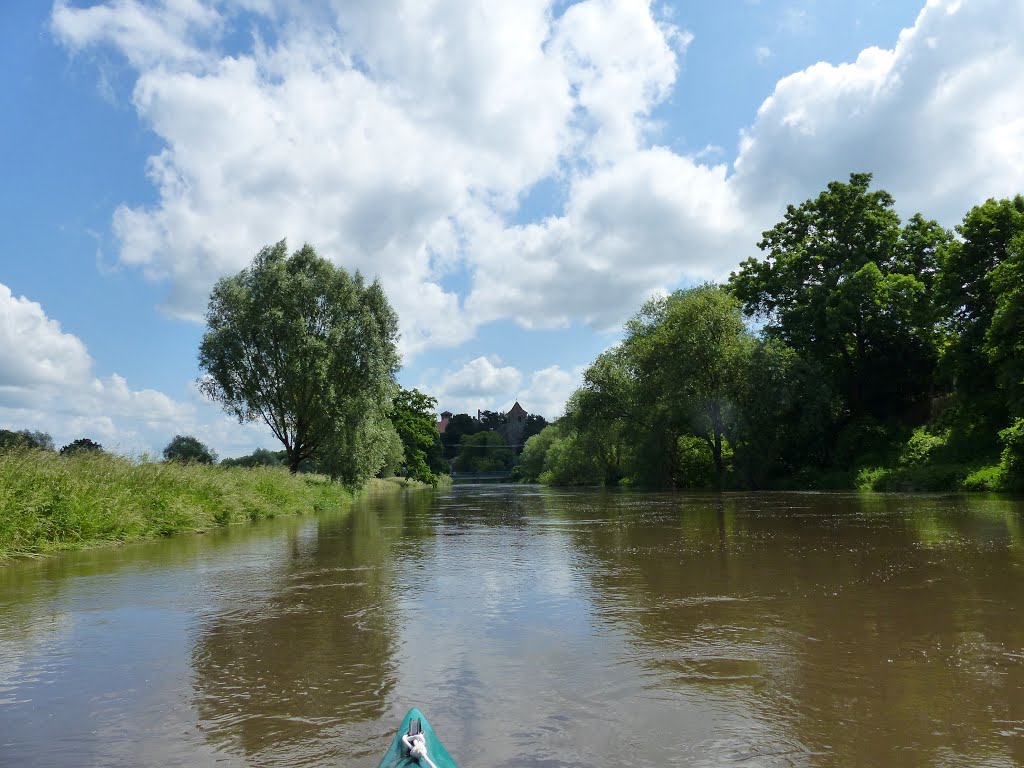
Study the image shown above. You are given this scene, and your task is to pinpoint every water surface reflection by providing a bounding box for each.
[1,487,1022,767]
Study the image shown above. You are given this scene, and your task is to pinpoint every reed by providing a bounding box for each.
[0,450,360,561]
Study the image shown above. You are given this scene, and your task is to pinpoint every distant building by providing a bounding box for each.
[436,410,452,434]
[498,401,528,447]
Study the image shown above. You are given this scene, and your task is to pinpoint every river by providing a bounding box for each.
[1,486,1023,767]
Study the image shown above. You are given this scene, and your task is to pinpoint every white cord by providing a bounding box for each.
[402,732,440,768]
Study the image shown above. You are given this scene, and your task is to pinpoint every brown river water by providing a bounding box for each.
[2,486,1024,767]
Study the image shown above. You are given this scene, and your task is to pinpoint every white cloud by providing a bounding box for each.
[424,356,582,421]
[51,0,703,356]
[518,365,587,420]
[0,283,266,457]
[733,0,1024,226]
[755,45,772,64]
[49,0,1024,367]
[428,356,522,416]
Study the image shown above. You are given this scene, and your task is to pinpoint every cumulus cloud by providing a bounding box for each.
[734,0,1024,226]
[425,356,582,421]
[50,0,1024,364]
[0,283,265,457]
[51,0,708,355]
[518,365,586,420]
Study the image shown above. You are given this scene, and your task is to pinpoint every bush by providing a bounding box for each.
[962,465,1004,492]
[60,438,103,456]
[998,418,1024,491]
[897,427,949,467]
[163,434,218,464]
[0,450,356,560]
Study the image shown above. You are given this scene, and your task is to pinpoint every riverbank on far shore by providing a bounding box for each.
[0,450,441,563]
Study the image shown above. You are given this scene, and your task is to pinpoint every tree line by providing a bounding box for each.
[520,173,1024,492]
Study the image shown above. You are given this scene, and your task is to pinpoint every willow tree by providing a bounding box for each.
[625,285,752,487]
[198,240,400,481]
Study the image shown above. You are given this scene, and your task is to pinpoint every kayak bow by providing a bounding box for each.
[377,709,460,768]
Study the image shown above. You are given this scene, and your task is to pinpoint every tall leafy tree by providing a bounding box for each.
[439,413,484,459]
[60,438,103,456]
[0,429,54,452]
[939,196,1024,436]
[562,347,637,486]
[199,240,399,480]
[730,173,946,426]
[625,285,752,487]
[163,435,218,464]
[390,388,444,484]
[456,431,513,472]
[985,233,1024,417]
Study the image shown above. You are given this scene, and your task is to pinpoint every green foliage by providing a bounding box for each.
[518,424,561,482]
[985,234,1024,416]
[0,450,355,561]
[198,240,399,481]
[962,465,1004,492]
[220,448,285,468]
[478,410,507,430]
[730,173,945,433]
[524,414,549,442]
[857,464,969,492]
[0,429,54,452]
[938,196,1024,434]
[998,418,1024,491]
[317,410,404,487]
[675,435,716,489]
[537,431,605,486]
[162,434,218,465]
[439,413,484,459]
[60,438,103,456]
[560,348,635,486]
[625,284,752,487]
[897,428,949,468]
[456,431,513,472]
[390,388,443,484]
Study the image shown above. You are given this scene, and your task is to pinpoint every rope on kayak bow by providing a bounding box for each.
[402,732,440,768]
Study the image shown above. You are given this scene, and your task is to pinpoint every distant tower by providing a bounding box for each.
[502,401,528,447]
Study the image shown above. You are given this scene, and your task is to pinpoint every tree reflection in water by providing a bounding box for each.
[189,491,437,763]
[539,490,1024,767]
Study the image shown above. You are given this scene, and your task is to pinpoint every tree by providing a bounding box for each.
[60,438,103,456]
[220,448,284,468]
[730,173,946,428]
[198,241,400,481]
[478,410,507,430]
[163,435,218,464]
[439,413,484,459]
[456,431,513,472]
[518,424,561,482]
[939,196,1024,437]
[523,414,548,442]
[0,429,54,452]
[390,388,443,484]
[625,285,752,487]
[561,348,637,486]
[985,234,1024,417]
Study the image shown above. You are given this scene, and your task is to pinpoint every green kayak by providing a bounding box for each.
[377,708,460,768]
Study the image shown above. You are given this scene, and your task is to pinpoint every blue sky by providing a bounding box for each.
[2,0,1022,458]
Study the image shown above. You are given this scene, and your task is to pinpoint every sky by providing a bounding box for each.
[2,0,1023,459]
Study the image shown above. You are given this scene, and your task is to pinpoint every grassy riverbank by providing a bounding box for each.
[0,450,437,562]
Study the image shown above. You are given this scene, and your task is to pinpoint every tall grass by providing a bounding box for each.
[0,450,359,561]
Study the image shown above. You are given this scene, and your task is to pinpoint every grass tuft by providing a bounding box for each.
[0,450,361,561]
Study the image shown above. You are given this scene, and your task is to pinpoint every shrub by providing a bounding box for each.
[998,418,1024,491]
[962,465,1004,492]
[60,438,103,456]
[163,435,218,464]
